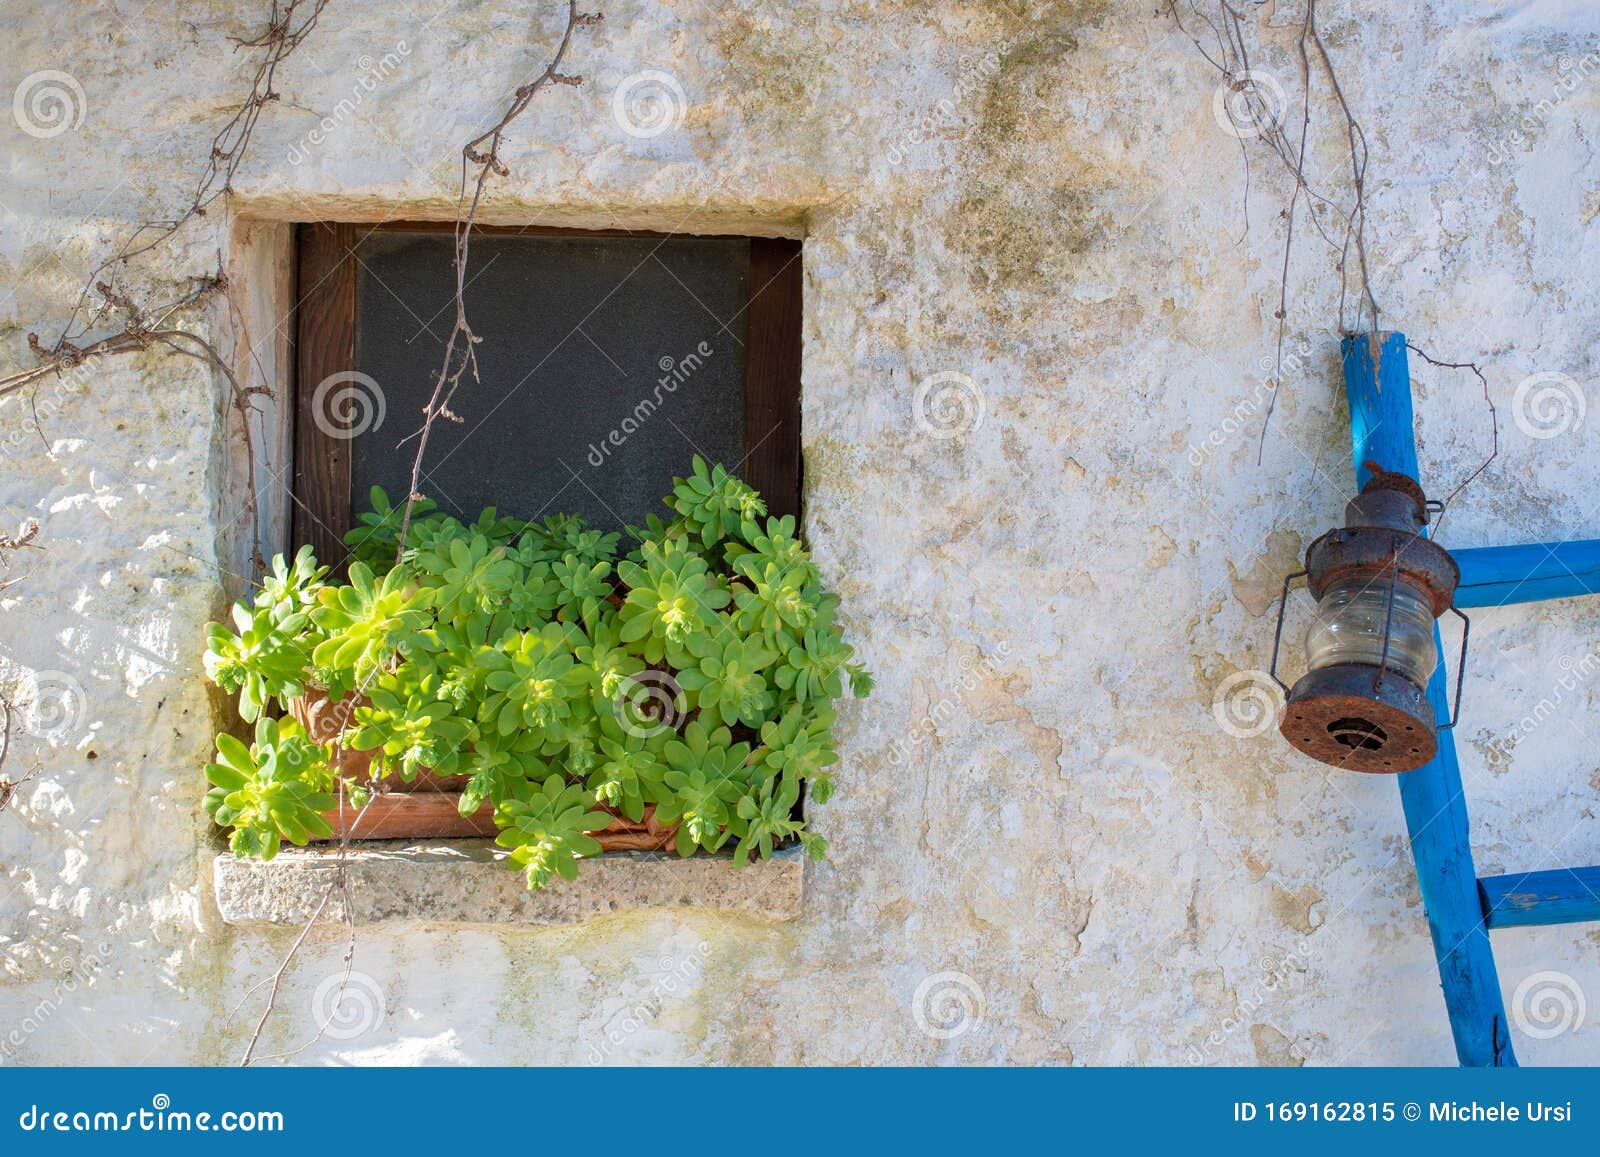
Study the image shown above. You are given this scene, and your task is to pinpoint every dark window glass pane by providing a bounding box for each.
[350,231,749,532]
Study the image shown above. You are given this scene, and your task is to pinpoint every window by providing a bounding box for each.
[287,222,803,841]
[292,222,801,568]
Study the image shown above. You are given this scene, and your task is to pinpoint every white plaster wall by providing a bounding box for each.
[0,0,1596,1065]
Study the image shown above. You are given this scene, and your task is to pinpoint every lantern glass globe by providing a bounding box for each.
[1305,575,1437,688]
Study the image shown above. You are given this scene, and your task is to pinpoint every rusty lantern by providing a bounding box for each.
[1270,464,1470,773]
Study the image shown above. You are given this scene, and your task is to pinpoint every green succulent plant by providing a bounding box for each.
[343,487,434,572]
[310,562,426,692]
[480,621,590,740]
[616,541,730,662]
[676,634,777,728]
[670,456,766,546]
[495,774,613,888]
[202,461,872,892]
[203,547,328,722]
[731,778,819,866]
[203,717,336,859]
[653,720,753,856]
[413,533,520,622]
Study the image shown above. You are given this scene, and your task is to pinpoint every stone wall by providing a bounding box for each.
[1,0,1596,1065]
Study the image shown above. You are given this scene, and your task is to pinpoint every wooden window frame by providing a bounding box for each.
[291,221,802,566]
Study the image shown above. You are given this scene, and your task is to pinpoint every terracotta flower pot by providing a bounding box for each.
[288,690,678,850]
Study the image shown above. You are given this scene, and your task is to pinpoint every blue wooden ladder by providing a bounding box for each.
[1340,333,1600,1066]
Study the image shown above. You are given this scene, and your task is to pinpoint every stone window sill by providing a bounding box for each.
[212,841,804,927]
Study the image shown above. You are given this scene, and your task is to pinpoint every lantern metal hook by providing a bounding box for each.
[1268,569,1308,693]
[1438,604,1471,732]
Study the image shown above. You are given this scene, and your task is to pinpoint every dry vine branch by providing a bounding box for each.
[0,697,40,819]
[49,0,331,354]
[237,1,602,1067]
[393,0,602,557]
[1,2,332,579]
[1166,1,1499,517]
[1166,0,1382,457]
[1405,341,1498,529]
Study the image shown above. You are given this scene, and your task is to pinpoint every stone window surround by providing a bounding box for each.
[209,205,815,928]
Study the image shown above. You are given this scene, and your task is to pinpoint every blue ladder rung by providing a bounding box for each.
[1479,867,1600,929]
[1454,541,1600,608]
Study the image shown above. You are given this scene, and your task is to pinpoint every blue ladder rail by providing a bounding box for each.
[1340,333,1600,1067]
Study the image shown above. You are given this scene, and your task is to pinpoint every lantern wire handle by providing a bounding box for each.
[1438,605,1471,731]
[1373,553,1400,693]
[1268,569,1308,692]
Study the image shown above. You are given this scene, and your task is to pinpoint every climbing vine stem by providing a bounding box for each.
[237,1,602,1066]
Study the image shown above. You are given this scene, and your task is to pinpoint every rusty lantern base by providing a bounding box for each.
[1279,663,1437,773]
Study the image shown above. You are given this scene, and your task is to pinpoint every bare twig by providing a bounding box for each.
[48,0,331,353]
[1405,341,1498,526]
[394,1,602,557]
[3,3,331,581]
[0,698,40,818]
[237,2,600,1065]
[1164,1,1498,476]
